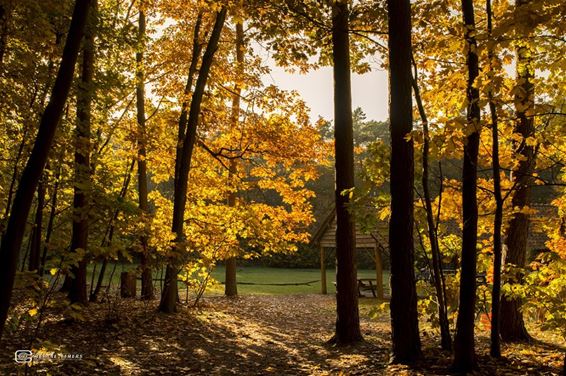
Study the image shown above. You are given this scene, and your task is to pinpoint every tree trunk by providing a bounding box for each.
[68,0,97,305]
[374,246,384,300]
[90,160,135,302]
[162,11,203,307]
[0,0,92,339]
[501,0,535,343]
[320,246,327,295]
[39,162,61,276]
[174,11,203,182]
[120,272,136,298]
[160,7,227,313]
[330,0,362,345]
[135,3,154,301]
[486,0,504,358]
[387,0,421,363]
[224,257,238,296]
[224,21,244,298]
[0,0,13,69]
[2,131,27,225]
[412,62,451,351]
[453,0,481,371]
[28,179,46,273]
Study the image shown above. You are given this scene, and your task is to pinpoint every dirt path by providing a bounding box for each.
[0,295,563,375]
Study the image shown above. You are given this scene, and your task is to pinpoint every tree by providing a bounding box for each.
[0,0,13,69]
[136,0,153,301]
[330,0,362,345]
[0,0,92,337]
[387,0,421,363]
[500,0,535,342]
[224,19,245,297]
[28,180,46,273]
[412,65,452,351]
[486,0,504,358]
[67,0,97,305]
[159,6,227,313]
[453,0,481,371]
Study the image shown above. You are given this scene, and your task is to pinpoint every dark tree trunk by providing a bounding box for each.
[39,162,62,276]
[90,160,135,302]
[387,0,421,363]
[486,0,503,358]
[174,12,203,182]
[0,0,13,69]
[2,131,27,227]
[453,0,481,371]
[28,179,46,273]
[224,159,238,297]
[1,30,61,236]
[136,4,154,301]
[160,7,227,313]
[120,272,136,298]
[412,66,451,351]
[224,21,244,298]
[501,0,534,343]
[320,246,327,295]
[0,0,92,338]
[330,0,362,345]
[68,0,97,305]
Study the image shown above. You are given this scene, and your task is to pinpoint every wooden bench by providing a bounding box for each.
[357,278,378,297]
[332,278,381,297]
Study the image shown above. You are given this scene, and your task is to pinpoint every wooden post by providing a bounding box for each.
[320,245,327,294]
[374,245,384,299]
[120,271,136,298]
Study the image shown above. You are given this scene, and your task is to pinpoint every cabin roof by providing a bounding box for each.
[311,206,388,249]
[310,203,556,252]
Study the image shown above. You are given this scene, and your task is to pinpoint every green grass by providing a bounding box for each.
[207,266,390,295]
[85,263,390,296]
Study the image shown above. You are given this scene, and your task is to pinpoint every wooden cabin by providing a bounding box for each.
[310,203,556,299]
[311,208,388,298]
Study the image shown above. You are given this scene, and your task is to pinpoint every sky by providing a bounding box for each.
[263,65,390,123]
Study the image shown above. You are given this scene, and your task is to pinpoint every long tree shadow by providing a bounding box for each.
[1,295,562,375]
[1,295,391,375]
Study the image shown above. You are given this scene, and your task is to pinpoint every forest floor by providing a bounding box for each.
[0,294,564,375]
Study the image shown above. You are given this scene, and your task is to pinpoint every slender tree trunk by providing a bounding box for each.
[174,12,203,182]
[2,132,27,226]
[165,14,203,304]
[412,62,451,351]
[224,160,238,297]
[160,7,227,313]
[387,0,421,362]
[374,246,384,299]
[501,0,535,343]
[0,0,92,338]
[21,224,33,272]
[320,246,327,295]
[28,179,46,272]
[90,159,135,302]
[39,163,61,276]
[486,0,503,357]
[68,0,97,305]
[329,0,362,345]
[0,0,13,69]
[135,3,153,301]
[453,0,481,371]
[224,21,245,297]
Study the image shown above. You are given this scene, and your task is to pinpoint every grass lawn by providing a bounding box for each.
[206,266,390,295]
[86,263,390,296]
